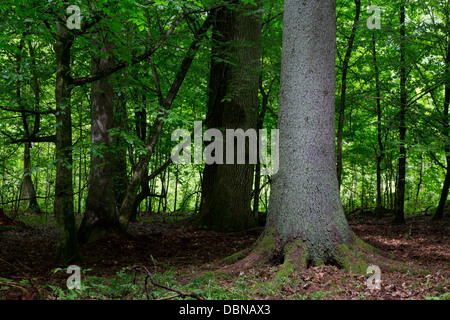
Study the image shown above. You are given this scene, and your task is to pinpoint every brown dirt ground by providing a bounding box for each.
[0,210,448,300]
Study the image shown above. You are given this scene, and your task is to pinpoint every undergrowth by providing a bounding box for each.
[2,265,448,300]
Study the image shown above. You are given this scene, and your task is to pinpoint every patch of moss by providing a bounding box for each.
[337,243,369,274]
[336,236,372,274]
[277,239,309,279]
[223,250,244,264]
[254,226,278,255]
[337,234,408,275]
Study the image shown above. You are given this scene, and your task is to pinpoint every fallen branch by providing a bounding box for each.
[131,265,204,300]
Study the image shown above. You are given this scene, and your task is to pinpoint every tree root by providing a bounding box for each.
[336,233,409,274]
[222,228,408,278]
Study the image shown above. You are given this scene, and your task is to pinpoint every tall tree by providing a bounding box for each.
[52,18,80,262]
[394,0,407,224]
[336,0,361,188]
[16,36,41,214]
[372,32,386,219]
[434,0,450,220]
[228,0,371,272]
[198,1,262,232]
[77,30,123,243]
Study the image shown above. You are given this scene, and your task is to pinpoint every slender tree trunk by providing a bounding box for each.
[131,94,148,222]
[77,103,83,214]
[435,164,450,219]
[113,90,129,207]
[118,16,213,228]
[336,0,361,188]
[394,1,407,224]
[25,39,42,214]
[253,75,270,222]
[174,168,179,212]
[413,153,423,215]
[372,32,385,219]
[17,47,40,213]
[23,143,40,213]
[53,21,80,262]
[198,1,261,232]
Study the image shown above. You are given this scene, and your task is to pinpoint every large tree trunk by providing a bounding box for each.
[53,21,80,262]
[224,0,388,275]
[78,32,123,243]
[266,0,353,264]
[198,2,261,232]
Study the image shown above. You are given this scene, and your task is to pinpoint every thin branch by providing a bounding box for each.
[0,105,56,115]
[71,13,185,87]
[0,132,56,144]
[132,265,204,300]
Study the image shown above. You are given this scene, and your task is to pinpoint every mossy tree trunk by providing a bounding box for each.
[226,0,364,273]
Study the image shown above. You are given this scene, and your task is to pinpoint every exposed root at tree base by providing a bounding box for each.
[222,227,408,279]
[336,233,409,274]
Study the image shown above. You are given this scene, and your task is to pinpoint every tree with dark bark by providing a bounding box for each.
[52,19,80,262]
[77,31,123,244]
[198,1,262,232]
[394,0,407,224]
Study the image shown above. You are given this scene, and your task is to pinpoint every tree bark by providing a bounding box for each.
[223,1,390,276]
[198,1,261,232]
[268,0,353,261]
[77,32,123,244]
[53,21,80,262]
[23,143,40,213]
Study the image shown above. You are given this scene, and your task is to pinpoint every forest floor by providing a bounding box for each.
[0,210,448,300]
